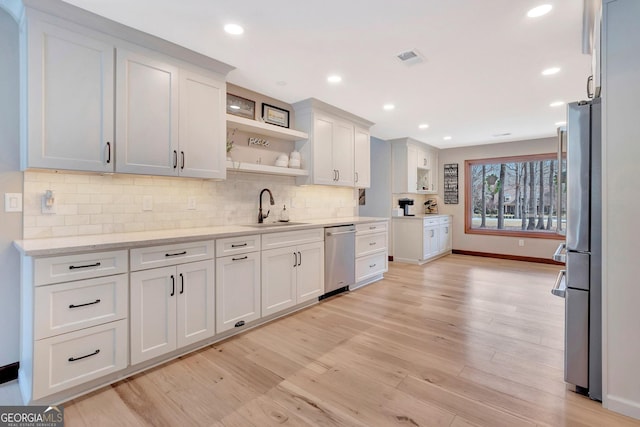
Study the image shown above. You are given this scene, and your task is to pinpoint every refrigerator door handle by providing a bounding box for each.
[553,243,567,263]
[551,269,566,298]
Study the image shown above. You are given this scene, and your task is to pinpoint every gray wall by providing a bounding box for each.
[0,9,22,367]
[358,137,391,218]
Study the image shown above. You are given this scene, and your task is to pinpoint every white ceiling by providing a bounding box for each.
[62,0,591,149]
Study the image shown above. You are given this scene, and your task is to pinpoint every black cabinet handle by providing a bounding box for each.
[173,150,178,168]
[369,242,377,246]
[69,299,101,309]
[69,262,101,270]
[369,263,377,268]
[232,256,248,261]
[180,273,184,294]
[337,170,340,181]
[170,275,175,296]
[293,252,297,267]
[181,151,185,169]
[106,142,111,164]
[231,243,248,248]
[355,172,359,183]
[298,251,302,267]
[165,251,187,257]
[68,349,100,362]
[235,320,245,328]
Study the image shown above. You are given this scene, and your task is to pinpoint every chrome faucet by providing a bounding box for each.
[258,188,275,223]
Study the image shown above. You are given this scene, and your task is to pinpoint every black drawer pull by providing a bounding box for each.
[68,349,100,362]
[369,242,377,246]
[165,251,187,257]
[69,262,101,270]
[369,226,377,230]
[235,320,245,328]
[232,256,248,261]
[170,275,175,296]
[369,263,377,268]
[231,243,248,248]
[69,299,101,309]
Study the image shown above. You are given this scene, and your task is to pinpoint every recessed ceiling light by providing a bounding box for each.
[383,104,395,111]
[418,123,429,129]
[327,75,342,84]
[229,105,240,110]
[224,23,244,35]
[443,136,452,141]
[542,67,561,76]
[527,4,552,18]
[550,101,565,107]
[555,121,566,126]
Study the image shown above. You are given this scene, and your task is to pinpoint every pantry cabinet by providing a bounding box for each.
[261,229,324,317]
[23,15,115,172]
[354,126,371,188]
[391,138,439,194]
[292,98,374,188]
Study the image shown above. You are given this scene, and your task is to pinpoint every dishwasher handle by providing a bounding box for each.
[553,243,566,263]
[326,230,356,236]
[551,269,566,298]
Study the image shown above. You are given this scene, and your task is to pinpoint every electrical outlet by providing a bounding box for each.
[41,190,56,214]
[187,196,196,210]
[518,239,525,247]
[142,195,153,211]
[4,193,22,212]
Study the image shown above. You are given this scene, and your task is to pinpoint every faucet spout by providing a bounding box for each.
[258,188,275,223]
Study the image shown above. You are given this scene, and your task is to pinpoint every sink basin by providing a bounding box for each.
[245,222,308,228]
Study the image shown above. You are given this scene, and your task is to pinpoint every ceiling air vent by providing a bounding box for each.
[396,49,424,66]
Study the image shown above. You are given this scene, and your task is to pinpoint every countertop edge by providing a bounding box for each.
[14,216,389,257]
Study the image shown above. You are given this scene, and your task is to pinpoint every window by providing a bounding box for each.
[465,153,564,239]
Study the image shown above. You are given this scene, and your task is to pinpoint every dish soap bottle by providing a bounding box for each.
[279,205,289,222]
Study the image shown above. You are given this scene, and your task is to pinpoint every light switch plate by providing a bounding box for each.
[4,193,22,212]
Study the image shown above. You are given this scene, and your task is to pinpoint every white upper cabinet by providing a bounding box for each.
[116,48,179,176]
[292,98,373,188]
[354,126,371,188]
[391,138,439,194]
[24,16,114,172]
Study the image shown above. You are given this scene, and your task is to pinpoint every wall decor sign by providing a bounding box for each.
[227,93,255,119]
[262,103,290,128]
[248,137,270,147]
[444,163,459,204]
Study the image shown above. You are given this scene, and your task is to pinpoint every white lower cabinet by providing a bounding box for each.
[353,221,388,288]
[215,248,261,333]
[393,215,452,264]
[130,259,215,364]
[262,240,324,317]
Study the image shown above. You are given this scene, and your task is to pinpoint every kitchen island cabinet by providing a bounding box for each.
[392,215,452,264]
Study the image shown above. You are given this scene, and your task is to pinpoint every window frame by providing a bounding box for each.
[464,153,564,240]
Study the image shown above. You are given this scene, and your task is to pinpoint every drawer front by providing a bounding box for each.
[34,275,128,340]
[439,216,450,225]
[34,250,128,286]
[423,218,439,227]
[356,252,388,283]
[261,228,324,250]
[356,221,388,235]
[216,234,261,257]
[32,319,127,400]
[130,240,215,271]
[356,232,387,257]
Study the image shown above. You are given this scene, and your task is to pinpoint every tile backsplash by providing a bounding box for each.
[23,170,357,239]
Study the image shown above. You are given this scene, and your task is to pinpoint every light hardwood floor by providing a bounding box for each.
[64,255,640,426]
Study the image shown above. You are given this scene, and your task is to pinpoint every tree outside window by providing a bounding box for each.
[465,153,565,239]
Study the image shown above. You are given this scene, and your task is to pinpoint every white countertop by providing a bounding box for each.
[392,214,450,220]
[14,216,388,256]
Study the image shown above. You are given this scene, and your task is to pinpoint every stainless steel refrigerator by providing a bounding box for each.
[551,98,602,401]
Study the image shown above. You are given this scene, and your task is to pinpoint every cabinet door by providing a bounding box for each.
[423,226,439,260]
[354,126,371,188]
[176,260,215,348]
[130,266,177,365]
[296,241,325,303]
[116,48,179,176]
[261,247,296,317]
[179,70,226,179]
[407,145,419,193]
[215,252,261,333]
[333,119,355,186]
[313,115,336,185]
[27,19,114,172]
[439,223,451,253]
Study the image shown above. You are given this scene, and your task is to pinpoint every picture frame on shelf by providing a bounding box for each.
[227,93,255,119]
[262,103,290,128]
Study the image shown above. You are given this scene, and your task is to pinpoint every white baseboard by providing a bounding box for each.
[605,394,640,420]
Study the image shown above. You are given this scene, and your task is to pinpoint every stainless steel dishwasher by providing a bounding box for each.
[324,224,356,296]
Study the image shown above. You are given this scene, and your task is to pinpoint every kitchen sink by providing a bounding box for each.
[245,222,309,228]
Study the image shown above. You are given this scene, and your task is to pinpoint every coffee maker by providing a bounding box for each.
[398,198,415,216]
